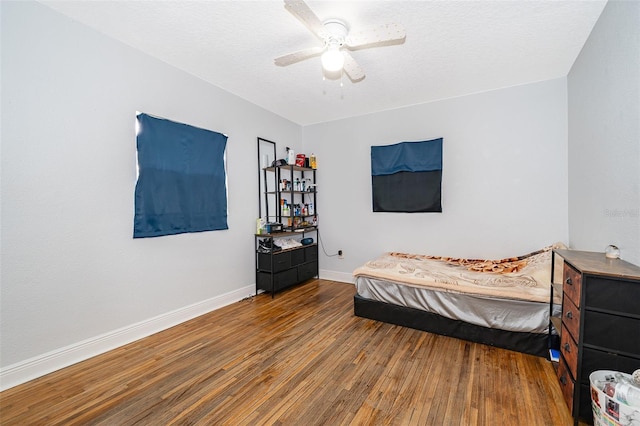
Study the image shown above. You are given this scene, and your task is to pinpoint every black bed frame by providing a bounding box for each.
[354,294,554,358]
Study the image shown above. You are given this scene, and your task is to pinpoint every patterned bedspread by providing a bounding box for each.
[353,245,565,303]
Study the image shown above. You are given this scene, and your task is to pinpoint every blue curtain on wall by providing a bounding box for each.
[134,113,228,238]
[371,138,443,213]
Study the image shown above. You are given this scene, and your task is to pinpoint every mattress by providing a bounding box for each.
[355,275,559,334]
[353,245,565,334]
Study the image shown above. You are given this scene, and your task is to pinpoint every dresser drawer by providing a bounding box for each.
[557,356,575,413]
[584,276,640,316]
[560,327,579,379]
[298,261,318,282]
[290,248,305,266]
[583,311,640,354]
[256,268,298,292]
[561,293,581,340]
[258,251,291,273]
[581,347,640,385]
[305,244,318,261]
[563,263,582,308]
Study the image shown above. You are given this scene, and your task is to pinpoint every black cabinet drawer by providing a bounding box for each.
[298,261,318,282]
[585,276,640,316]
[580,347,640,384]
[305,245,318,262]
[291,248,305,266]
[258,252,291,273]
[583,311,640,354]
[257,269,298,292]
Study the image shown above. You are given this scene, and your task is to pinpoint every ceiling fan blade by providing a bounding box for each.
[284,0,328,41]
[345,23,406,50]
[342,51,365,82]
[274,46,325,67]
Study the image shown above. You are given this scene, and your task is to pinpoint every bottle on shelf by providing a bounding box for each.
[310,153,317,169]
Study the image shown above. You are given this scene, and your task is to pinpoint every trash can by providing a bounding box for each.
[589,370,640,426]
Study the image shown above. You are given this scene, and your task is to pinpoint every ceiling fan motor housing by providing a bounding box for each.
[323,19,348,48]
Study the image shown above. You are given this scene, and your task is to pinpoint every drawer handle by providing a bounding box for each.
[563,343,571,353]
[566,277,572,285]
[560,375,567,385]
[566,311,573,320]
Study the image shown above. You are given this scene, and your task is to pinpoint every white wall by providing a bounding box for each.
[567,0,640,266]
[1,1,302,387]
[304,79,570,281]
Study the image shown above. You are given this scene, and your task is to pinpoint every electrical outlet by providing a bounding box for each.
[338,250,343,259]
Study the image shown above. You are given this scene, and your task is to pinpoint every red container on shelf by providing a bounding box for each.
[295,154,306,167]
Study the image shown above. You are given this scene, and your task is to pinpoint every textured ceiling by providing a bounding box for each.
[39,0,607,126]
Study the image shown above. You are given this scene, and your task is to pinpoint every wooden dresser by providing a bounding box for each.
[551,249,640,424]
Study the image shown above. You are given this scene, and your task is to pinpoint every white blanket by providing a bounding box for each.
[353,245,565,304]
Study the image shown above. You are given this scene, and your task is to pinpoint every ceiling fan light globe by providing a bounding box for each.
[321,49,344,72]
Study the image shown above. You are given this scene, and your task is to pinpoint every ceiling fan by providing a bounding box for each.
[274,0,406,82]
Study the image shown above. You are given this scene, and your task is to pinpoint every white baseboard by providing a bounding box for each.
[0,284,256,391]
[319,269,354,284]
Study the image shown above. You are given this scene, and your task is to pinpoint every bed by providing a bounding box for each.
[353,244,564,357]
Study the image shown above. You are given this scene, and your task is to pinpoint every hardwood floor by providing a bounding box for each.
[1,279,579,425]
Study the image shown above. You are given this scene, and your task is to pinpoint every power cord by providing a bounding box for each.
[317,228,340,257]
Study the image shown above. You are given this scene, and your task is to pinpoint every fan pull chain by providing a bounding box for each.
[320,66,345,100]
[322,70,327,95]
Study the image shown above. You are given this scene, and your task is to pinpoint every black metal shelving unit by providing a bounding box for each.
[255,164,319,296]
